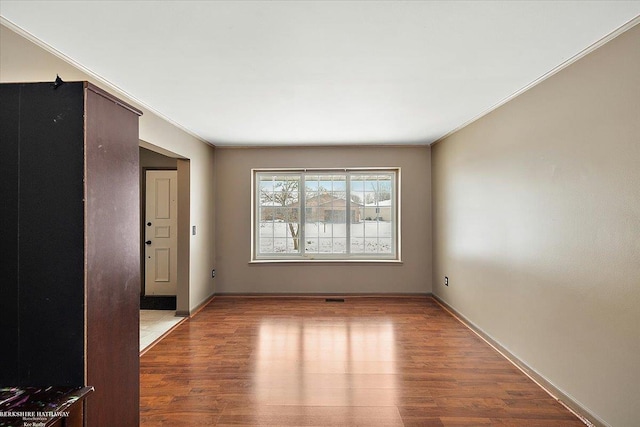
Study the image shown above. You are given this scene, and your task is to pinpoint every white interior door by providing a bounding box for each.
[145,170,178,296]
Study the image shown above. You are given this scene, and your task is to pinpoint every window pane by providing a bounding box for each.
[365,237,379,253]
[279,207,298,224]
[350,172,394,256]
[305,237,318,253]
[333,238,347,253]
[286,223,301,253]
[333,180,346,192]
[259,230,273,253]
[304,174,348,255]
[258,176,274,193]
[306,207,322,226]
[350,222,364,253]
[272,238,288,253]
[378,238,393,254]
[272,218,288,237]
[257,173,300,256]
[319,238,333,253]
[351,237,364,253]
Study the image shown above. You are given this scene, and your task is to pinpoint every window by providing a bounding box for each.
[252,168,400,261]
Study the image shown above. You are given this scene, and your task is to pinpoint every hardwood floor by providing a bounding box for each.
[140,297,584,426]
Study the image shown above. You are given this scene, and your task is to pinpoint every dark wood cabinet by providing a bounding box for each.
[0,81,142,426]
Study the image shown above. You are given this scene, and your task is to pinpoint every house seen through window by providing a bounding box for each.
[253,169,399,261]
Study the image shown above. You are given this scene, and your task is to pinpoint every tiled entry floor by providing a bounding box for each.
[140,310,185,352]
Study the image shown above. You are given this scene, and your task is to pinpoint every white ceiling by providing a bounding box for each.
[1,1,639,146]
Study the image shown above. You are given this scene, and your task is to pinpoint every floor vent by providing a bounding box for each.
[325,298,345,303]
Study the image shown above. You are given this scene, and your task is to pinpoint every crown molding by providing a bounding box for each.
[0,16,212,147]
[432,14,640,146]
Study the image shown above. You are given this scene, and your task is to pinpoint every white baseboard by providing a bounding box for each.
[432,295,606,427]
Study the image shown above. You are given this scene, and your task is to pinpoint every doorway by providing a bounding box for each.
[139,145,190,351]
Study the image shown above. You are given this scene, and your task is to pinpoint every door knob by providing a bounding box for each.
[145,240,152,245]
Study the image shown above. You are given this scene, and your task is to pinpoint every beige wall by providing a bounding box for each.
[215,146,432,294]
[432,24,640,426]
[140,147,179,169]
[1,24,217,313]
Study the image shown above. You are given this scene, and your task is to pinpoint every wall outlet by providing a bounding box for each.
[444,276,449,286]
[211,269,216,278]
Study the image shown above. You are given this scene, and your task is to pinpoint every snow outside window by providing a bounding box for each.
[252,169,399,262]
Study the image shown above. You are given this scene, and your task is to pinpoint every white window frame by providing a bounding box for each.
[251,168,401,263]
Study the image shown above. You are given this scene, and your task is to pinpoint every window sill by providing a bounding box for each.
[249,258,403,264]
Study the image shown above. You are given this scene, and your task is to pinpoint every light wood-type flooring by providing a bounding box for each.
[140,297,584,426]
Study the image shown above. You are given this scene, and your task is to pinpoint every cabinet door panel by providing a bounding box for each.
[19,82,85,386]
[0,84,21,385]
